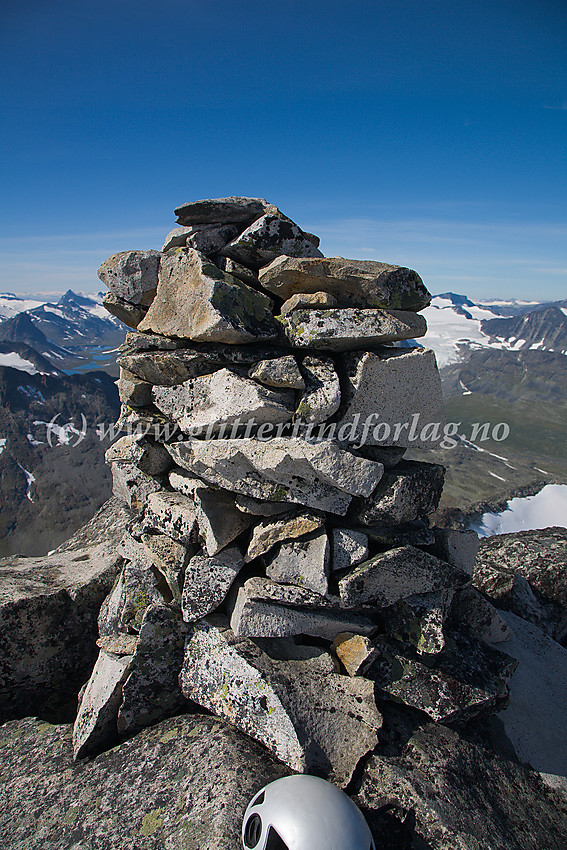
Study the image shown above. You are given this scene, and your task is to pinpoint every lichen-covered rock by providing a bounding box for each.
[138,249,278,342]
[336,348,446,448]
[220,213,323,268]
[380,590,454,656]
[175,195,273,226]
[258,256,431,310]
[0,499,130,722]
[184,223,239,255]
[331,527,369,572]
[182,545,245,622]
[106,435,171,476]
[295,356,340,424]
[102,292,148,328]
[450,585,513,644]
[98,250,160,306]
[213,255,261,286]
[350,460,445,526]
[180,619,382,786]
[111,461,163,511]
[167,437,383,515]
[356,722,567,850]
[140,531,191,605]
[265,529,330,595]
[338,546,466,608]
[118,558,168,633]
[117,367,153,407]
[152,368,295,436]
[230,576,375,640]
[279,307,426,351]
[0,714,291,850]
[332,633,379,676]
[143,491,197,545]
[245,509,324,562]
[248,355,305,389]
[280,290,338,314]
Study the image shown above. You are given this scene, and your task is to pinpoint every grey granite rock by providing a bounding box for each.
[102,292,148,328]
[119,559,168,633]
[121,331,183,352]
[362,520,436,547]
[106,434,171,476]
[450,585,513,644]
[380,590,454,656]
[245,510,324,562]
[167,437,383,515]
[98,250,160,306]
[175,196,272,226]
[117,367,153,408]
[140,531,191,605]
[220,213,323,268]
[110,461,163,511]
[152,368,295,436]
[350,460,445,526]
[233,494,291,516]
[0,501,129,722]
[230,576,376,640]
[336,348,446,448]
[143,491,197,545]
[213,255,261,286]
[118,350,220,386]
[258,255,431,310]
[193,487,253,555]
[180,619,382,786]
[138,249,278,342]
[182,545,245,622]
[280,290,338,314]
[161,225,194,251]
[185,223,239,255]
[356,722,567,850]
[338,545,467,608]
[279,308,427,351]
[331,527,369,572]
[0,714,290,850]
[168,467,208,497]
[248,355,306,389]
[295,356,340,423]
[428,527,480,575]
[265,528,330,595]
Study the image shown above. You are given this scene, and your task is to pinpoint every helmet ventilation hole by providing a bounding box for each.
[244,814,262,848]
[252,791,265,807]
[265,825,289,850]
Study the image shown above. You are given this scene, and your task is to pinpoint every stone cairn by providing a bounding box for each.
[74,197,517,787]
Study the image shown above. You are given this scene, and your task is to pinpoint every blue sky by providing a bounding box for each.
[1,0,565,301]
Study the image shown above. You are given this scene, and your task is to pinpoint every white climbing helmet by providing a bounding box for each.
[241,774,376,850]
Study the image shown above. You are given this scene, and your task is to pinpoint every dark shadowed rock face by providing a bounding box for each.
[0,714,290,850]
[356,722,567,850]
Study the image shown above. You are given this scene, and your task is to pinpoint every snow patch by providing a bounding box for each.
[0,438,6,455]
[471,484,567,536]
[17,385,46,403]
[0,353,41,374]
[27,434,44,446]
[16,463,36,502]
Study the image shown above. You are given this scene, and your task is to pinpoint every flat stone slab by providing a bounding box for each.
[338,545,467,608]
[138,248,278,342]
[73,649,133,758]
[245,510,324,562]
[180,619,382,786]
[336,348,446,448]
[220,213,323,268]
[258,256,431,310]
[279,308,426,350]
[102,293,147,328]
[152,368,295,436]
[98,250,160,306]
[230,576,376,640]
[280,290,338,314]
[106,434,171,476]
[175,195,272,225]
[350,460,445,526]
[167,437,384,515]
[182,545,245,622]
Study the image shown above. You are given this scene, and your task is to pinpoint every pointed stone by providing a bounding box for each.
[295,356,340,423]
[337,348,446,448]
[152,368,294,436]
[97,250,160,306]
[258,256,431,310]
[245,510,324,562]
[451,585,513,644]
[182,545,245,622]
[117,367,152,408]
[381,590,454,656]
[140,532,191,605]
[137,248,278,342]
[180,620,382,786]
[279,308,426,351]
[194,487,253,555]
[265,529,330,595]
[102,293,147,328]
[161,225,194,251]
[220,213,323,268]
[73,650,133,759]
[331,528,369,572]
[119,559,168,633]
[338,546,467,608]
[169,467,207,497]
[248,355,305,390]
[350,461,445,526]
[332,633,379,676]
[167,437,383,515]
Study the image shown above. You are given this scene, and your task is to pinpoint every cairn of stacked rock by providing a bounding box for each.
[74,196,517,787]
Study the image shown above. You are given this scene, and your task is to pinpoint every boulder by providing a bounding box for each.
[193,487,253,555]
[175,195,273,225]
[230,576,376,640]
[152,368,295,436]
[380,590,454,656]
[248,354,305,389]
[105,434,171,476]
[97,250,160,306]
[265,528,330,595]
[0,714,290,850]
[258,256,431,310]
[137,249,278,343]
[180,619,382,786]
[279,308,426,351]
[143,491,197,545]
[220,213,323,268]
[280,290,338,314]
[338,545,466,608]
[350,460,445,526]
[182,545,245,622]
[102,292,148,328]
[245,509,324,562]
[295,356,340,423]
[331,527,369,572]
[336,348,446,448]
[167,437,383,515]
[0,499,130,722]
[116,367,153,408]
[110,461,163,511]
